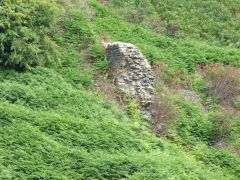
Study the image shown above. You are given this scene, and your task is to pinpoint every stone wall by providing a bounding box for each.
[105,42,155,117]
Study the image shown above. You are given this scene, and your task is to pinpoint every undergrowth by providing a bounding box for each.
[99,0,240,47]
[0,0,61,69]
[1,0,240,179]
[1,66,235,179]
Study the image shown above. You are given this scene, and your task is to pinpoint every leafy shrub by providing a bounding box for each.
[0,0,60,69]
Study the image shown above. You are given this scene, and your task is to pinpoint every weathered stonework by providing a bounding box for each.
[105,42,155,117]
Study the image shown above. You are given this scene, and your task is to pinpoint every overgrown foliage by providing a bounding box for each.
[1,0,240,179]
[152,60,240,173]
[150,97,176,136]
[90,0,240,72]
[101,0,240,47]
[0,0,61,69]
[199,64,240,106]
[1,66,234,179]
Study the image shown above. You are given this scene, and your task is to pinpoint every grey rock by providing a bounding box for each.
[180,89,201,103]
[106,42,155,117]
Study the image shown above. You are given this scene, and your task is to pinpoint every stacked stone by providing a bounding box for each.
[106,42,155,117]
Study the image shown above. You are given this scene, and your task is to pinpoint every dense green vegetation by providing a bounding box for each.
[0,0,61,69]
[2,66,236,179]
[103,0,240,47]
[1,0,240,179]
[94,0,240,71]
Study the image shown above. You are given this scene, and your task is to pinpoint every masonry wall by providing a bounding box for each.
[106,42,155,117]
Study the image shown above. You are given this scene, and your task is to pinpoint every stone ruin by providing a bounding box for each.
[105,42,155,118]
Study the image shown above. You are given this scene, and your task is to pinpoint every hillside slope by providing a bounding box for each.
[101,0,240,47]
[0,0,240,179]
[1,66,234,179]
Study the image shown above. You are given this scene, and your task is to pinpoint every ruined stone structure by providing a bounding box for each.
[105,42,155,117]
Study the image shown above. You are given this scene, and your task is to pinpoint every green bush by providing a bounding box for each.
[0,0,61,69]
